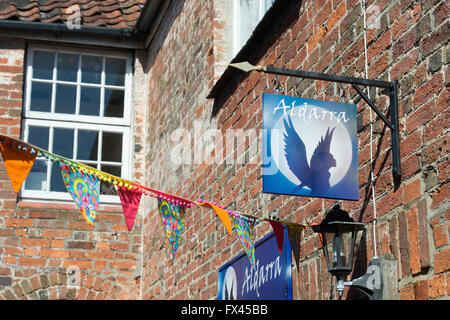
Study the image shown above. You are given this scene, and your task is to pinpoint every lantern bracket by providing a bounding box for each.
[229,61,401,189]
[343,256,383,300]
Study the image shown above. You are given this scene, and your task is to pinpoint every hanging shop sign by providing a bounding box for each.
[262,93,359,201]
[217,227,292,300]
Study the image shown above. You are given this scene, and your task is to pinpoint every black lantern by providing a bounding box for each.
[312,205,365,297]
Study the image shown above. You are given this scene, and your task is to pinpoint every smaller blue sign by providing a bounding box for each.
[217,227,292,300]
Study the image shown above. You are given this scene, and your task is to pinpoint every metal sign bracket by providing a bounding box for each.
[230,62,401,189]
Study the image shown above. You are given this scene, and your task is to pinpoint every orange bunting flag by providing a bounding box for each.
[0,140,37,193]
[198,202,233,236]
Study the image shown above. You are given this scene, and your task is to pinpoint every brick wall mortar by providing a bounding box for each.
[141,0,449,300]
[0,0,448,300]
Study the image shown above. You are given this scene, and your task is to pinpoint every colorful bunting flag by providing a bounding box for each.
[0,140,36,193]
[266,219,285,253]
[118,186,143,231]
[233,215,256,270]
[59,162,100,230]
[0,134,310,266]
[158,198,185,258]
[198,202,233,236]
[285,223,304,271]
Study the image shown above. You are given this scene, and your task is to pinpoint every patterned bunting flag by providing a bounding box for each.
[118,186,142,231]
[233,215,256,270]
[158,198,185,259]
[59,162,100,230]
[266,219,285,253]
[0,140,37,193]
[285,223,304,271]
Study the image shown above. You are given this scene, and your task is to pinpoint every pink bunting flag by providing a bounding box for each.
[118,186,143,231]
[267,219,284,253]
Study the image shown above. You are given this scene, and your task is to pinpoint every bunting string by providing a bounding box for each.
[0,134,307,266]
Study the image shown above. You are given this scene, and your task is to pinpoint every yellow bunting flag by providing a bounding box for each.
[0,140,37,193]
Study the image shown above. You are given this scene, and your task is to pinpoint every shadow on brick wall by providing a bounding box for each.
[210,0,304,117]
[138,0,187,74]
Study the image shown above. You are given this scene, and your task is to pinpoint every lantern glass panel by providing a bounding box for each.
[333,230,348,269]
[323,226,354,275]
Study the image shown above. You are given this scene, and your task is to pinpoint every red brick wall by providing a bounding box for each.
[0,0,448,300]
[142,0,449,300]
[0,38,148,299]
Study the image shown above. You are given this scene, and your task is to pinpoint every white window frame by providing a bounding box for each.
[21,44,133,203]
[232,0,275,56]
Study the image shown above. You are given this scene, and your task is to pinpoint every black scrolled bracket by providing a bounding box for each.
[352,81,401,189]
[229,62,402,190]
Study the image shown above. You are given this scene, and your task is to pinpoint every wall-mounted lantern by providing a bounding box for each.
[312,205,365,297]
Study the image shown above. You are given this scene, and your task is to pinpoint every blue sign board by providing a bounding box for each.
[217,227,292,300]
[262,93,359,201]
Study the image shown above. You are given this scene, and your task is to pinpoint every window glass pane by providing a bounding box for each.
[236,0,260,50]
[24,159,47,191]
[102,132,122,162]
[80,86,100,116]
[101,165,121,176]
[53,128,74,158]
[30,82,52,112]
[104,89,124,118]
[100,165,120,195]
[81,55,102,84]
[32,51,54,80]
[105,58,125,86]
[77,129,98,161]
[50,162,66,192]
[57,53,78,82]
[28,126,49,150]
[55,84,77,114]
